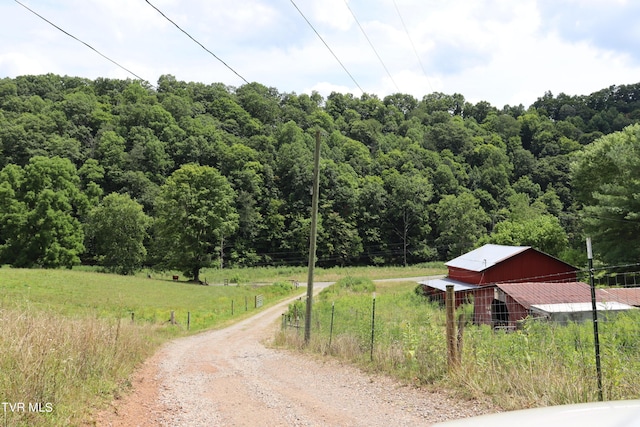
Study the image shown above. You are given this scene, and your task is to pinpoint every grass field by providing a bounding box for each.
[135,261,446,285]
[0,264,445,426]
[276,276,640,411]
[0,267,308,426]
[1,268,305,333]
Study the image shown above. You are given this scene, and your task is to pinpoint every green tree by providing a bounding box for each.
[435,192,490,259]
[382,168,433,266]
[481,193,568,257]
[571,124,640,263]
[0,156,87,267]
[485,215,568,257]
[154,164,238,281]
[86,193,150,274]
[356,175,388,264]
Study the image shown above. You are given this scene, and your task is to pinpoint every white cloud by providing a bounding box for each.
[1,0,639,107]
[310,0,353,31]
[0,52,48,76]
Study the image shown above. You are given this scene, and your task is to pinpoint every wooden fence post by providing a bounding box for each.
[445,285,458,369]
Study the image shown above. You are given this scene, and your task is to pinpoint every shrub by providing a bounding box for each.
[271,280,294,295]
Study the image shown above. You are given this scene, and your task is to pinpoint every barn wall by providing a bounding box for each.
[447,267,484,284]
[504,294,528,326]
[482,250,577,284]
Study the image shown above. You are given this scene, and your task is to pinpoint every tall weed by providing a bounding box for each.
[277,281,640,410]
[0,308,156,426]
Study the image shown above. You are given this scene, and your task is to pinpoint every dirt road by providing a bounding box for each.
[96,279,494,426]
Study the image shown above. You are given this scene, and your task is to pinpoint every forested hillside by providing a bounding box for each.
[1,74,639,277]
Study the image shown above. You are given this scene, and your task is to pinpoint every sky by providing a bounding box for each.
[1,0,639,108]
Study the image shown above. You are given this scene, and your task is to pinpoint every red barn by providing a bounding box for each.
[446,244,577,285]
[419,244,579,326]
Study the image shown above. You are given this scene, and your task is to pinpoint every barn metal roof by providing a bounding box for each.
[418,277,481,292]
[496,282,614,308]
[445,244,530,272]
[600,288,640,307]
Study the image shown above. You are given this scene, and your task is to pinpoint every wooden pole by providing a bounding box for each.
[304,129,321,345]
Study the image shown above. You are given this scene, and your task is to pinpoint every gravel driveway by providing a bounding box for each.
[96,280,495,426]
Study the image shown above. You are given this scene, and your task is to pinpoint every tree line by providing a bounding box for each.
[0,73,639,279]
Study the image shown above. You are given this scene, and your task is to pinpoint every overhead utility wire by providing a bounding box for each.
[392,0,434,92]
[144,0,249,85]
[14,0,152,87]
[288,0,364,94]
[342,0,400,93]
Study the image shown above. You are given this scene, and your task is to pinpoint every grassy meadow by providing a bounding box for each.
[0,267,305,426]
[0,264,444,426]
[276,277,640,411]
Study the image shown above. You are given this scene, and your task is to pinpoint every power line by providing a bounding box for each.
[288,0,364,95]
[14,0,153,87]
[143,0,249,85]
[342,0,400,93]
[392,0,434,92]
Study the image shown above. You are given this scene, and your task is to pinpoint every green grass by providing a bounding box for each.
[1,268,304,333]
[0,267,308,426]
[276,278,640,411]
[136,262,446,285]
[0,265,445,425]
[0,308,157,426]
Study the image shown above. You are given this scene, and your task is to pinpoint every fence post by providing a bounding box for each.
[245,296,248,311]
[232,300,234,315]
[187,312,190,331]
[587,238,603,401]
[328,302,335,349]
[370,293,376,362]
[131,312,135,323]
[445,285,458,369]
[170,310,175,325]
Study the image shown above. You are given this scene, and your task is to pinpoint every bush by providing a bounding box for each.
[320,276,376,301]
[271,280,294,295]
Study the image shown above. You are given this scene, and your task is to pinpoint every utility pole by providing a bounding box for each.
[304,129,321,345]
[587,237,603,401]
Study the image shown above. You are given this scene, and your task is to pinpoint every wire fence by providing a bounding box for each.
[281,278,640,407]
